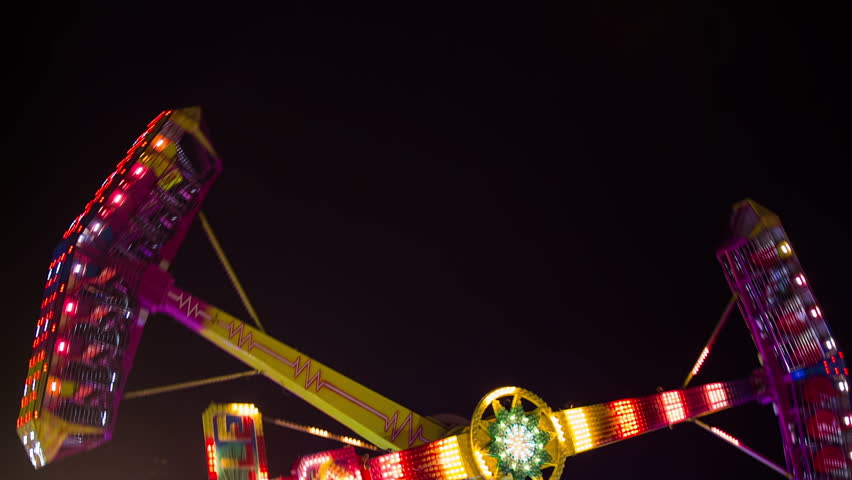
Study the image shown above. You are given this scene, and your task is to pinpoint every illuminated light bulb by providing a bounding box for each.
[112,192,123,204]
[64,301,76,314]
[778,241,792,257]
[50,381,58,392]
[155,139,164,147]
[133,165,145,176]
[810,306,822,318]
[91,222,101,233]
[793,273,807,286]
[57,340,67,353]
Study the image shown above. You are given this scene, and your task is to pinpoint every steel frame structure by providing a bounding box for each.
[15,108,852,479]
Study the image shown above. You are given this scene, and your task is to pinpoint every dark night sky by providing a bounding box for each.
[5,4,851,480]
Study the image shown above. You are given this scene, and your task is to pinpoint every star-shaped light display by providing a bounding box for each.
[487,405,551,479]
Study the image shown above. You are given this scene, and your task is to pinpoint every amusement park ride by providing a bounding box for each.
[15,107,852,479]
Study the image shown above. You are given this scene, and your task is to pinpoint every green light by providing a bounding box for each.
[487,405,551,479]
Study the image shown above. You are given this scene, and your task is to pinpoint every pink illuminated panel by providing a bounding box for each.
[704,383,729,410]
[661,391,686,424]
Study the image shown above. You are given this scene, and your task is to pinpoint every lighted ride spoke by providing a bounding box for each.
[554,378,758,455]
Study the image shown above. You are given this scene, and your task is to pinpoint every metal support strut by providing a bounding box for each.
[198,211,266,333]
[692,419,792,479]
[122,212,271,402]
[683,295,738,387]
[265,417,380,451]
[124,370,261,400]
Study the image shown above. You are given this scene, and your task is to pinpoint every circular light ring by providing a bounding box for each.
[469,386,566,480]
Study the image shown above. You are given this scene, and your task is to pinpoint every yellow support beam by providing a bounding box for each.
[162,286,449,451]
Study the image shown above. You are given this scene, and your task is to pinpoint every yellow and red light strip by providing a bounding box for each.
[369,435,472,480]
[559,379,755,454]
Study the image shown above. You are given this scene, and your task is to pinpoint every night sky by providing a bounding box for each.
[5,4,852,480]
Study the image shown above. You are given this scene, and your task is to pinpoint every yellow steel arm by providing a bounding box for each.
[154,283,448,451]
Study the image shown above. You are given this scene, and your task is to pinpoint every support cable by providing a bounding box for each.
[683,294,738,388]
[198,211,266,332]
[124,370,261,400]
[692,419,791,479]
[265,417,381,451]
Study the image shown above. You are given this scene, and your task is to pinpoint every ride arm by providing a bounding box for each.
[555,378,758,455]
[143,276,448,452]
[361,379,763,480]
